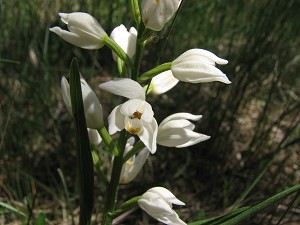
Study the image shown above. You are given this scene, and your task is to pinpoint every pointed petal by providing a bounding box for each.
[61,77,72,114]
[160,113,202,127]
[108,105,125,134]
[99,78,145,100]
[149,187,186,206]
[139,118,158,154]
[50,26,101,49]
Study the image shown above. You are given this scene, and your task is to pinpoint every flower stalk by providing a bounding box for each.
[138,62,172,82]
[97,126,119,156]
[101,130,128,225]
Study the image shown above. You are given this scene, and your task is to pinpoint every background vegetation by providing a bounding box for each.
[1,0,299,224]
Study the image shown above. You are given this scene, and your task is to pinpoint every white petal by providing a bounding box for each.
[176,134,210,148]
[108,105,125,134]
[158,128,205,147]
[81,82,104,129]
[139,118,158,154]
[159,113,202,127]
[61,77,72,114]
[142,0,182,31]
[50,27,101,49]
[87,128,102,146]
[110,24,137,60]
[151,70,179,95]
[149,187,185,206]
[99,78,145,100]
[120,147,149,184]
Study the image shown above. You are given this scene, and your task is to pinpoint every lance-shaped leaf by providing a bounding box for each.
[69,58,94,225]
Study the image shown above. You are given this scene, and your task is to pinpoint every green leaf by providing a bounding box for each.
[0,201,27,218]
[69,58,94,225]
[221,184,300,225]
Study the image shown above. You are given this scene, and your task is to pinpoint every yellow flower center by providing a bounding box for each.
[155,0,160,3]
[126,111,143,134]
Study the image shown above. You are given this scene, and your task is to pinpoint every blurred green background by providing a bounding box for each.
[1,0,300,224]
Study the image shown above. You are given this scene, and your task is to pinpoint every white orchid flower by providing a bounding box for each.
[87,128,102,146]
[138,187,186,225]
[50,12,107,49]
[110,24,137,60]
[142,0,182,31]
[157,113,210,148]
[171,49,231,84]
[150,70,179,95]
[61,76,104,129]
[99,78,158,153]
[119,137,149,184]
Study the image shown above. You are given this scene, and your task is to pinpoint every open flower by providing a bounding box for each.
[119,137,149,184]
[50,12,107,49]
[99,78,158,153]
[171,49,231,84]
[61,76,104,129]
[138,187,186,225]
[157,113,210,148]
[150,70,179,95]
[110,24,137,60]
[142,0,182,31]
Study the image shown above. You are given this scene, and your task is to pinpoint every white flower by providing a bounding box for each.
[157,113,210,148]
[119,137,149,184]
[171,49,231,84]
[142,0,182,31]
[61,76,104,129]
[150,70,179,94]
[87,128,102,146]
[138,187,186,225]
[99,78,158,153]
[110,25,137,60]
[50,12,107,49]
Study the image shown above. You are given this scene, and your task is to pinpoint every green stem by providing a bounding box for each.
[103,36,133,68]
[130,0,141,27]
[132,38,145,81]
[123,140,145,163]
[111,196,141,218]
[91,149,109,187]
[138,62,172,82]
[97,126,119,156]
[101,130,128,225]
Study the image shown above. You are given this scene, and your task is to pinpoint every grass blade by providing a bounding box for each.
[222,184,300,225]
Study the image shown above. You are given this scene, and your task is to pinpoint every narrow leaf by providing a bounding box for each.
[222,184,300,225]
[69,58,94,225]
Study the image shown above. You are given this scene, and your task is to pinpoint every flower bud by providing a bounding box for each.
[171,49,231,84]
[119,137,149,184]
[157,113,210,148]
[50,12,107,49]
[142,0,182,31]
[61,76,104,129]
[87,128,102,146]
[138,187,186,225]
[110,25,137,60]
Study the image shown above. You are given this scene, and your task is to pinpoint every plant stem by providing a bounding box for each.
[98,126,119,156]
[101,130,127,225]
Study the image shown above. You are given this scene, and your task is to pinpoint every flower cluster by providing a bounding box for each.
[51,1,231,224]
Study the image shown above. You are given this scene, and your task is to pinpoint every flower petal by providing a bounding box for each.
[151,70,179,95]
[99,78,145,100]
[139,118,158,154]
[159,113,202,127]
[148,187,186,206]
[108,105,125,134]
